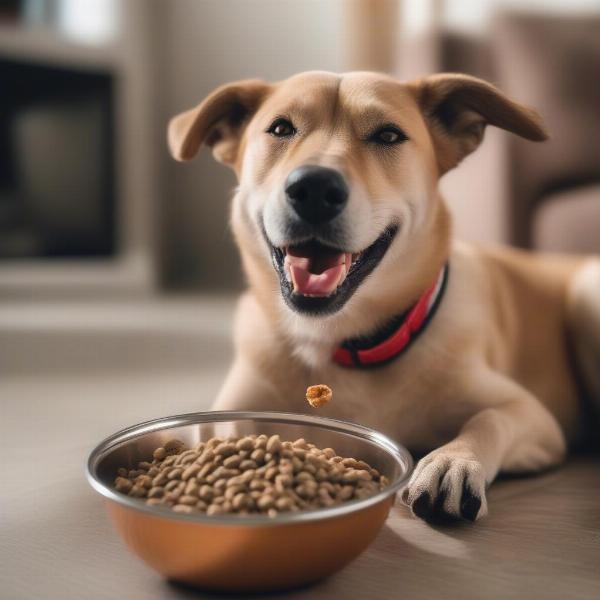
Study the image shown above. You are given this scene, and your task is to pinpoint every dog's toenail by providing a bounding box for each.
[460,493,482,521]
[412,492,431,519]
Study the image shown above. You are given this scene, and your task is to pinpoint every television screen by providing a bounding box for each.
[0,58,116,258]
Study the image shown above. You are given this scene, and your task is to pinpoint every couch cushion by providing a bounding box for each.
[491,12,600,246]
[533,184,600,253]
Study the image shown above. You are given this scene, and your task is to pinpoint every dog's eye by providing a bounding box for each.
[267,118,296,138]
[369,125,407,145]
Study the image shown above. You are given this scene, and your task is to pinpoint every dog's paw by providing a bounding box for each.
[401,449,488,523]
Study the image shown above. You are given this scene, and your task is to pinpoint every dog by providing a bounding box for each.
[168,71,600,523]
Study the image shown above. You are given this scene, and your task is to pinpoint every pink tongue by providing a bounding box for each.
[289,262,346,297]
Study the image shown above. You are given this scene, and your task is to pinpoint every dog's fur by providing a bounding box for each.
[169,71,600,522]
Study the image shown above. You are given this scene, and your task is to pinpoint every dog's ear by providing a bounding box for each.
[413,73,548,174]
[168,79,270,165]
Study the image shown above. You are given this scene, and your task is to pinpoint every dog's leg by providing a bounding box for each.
[212,292,294,412]
[402,369,566,522]
[212,358,285,411]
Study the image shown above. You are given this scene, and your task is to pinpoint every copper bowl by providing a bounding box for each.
[86,411,412,593]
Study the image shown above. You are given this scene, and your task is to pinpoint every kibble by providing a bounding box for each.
[306,384,332,408]
[114,434,389,517]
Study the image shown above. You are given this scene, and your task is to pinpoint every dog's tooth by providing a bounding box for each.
[336,263,347,288]
[289,266,299,291]
[283,255,291,282]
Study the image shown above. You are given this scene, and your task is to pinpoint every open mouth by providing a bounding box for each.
[285,244,353,298]
[268,225,398,315]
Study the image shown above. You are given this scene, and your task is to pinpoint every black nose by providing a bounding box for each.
[285,165,349,224]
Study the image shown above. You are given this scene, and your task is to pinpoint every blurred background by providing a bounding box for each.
[1,0,599,409]
[3,5,600,596]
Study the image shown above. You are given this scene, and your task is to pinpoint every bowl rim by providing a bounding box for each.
[86,410,413,527]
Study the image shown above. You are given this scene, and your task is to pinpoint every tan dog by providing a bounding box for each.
[168,71,600,522]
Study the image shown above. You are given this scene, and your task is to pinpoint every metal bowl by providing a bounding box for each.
[86,411,412,593]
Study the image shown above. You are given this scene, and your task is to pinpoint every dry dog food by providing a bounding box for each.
[114,434,389,517]
[306,384,332,408]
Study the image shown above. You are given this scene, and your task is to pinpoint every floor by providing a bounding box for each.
[1,297,599,599]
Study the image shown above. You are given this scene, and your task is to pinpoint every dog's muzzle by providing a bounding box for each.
[263,165,398,316]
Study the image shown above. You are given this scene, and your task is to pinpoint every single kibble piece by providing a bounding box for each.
[153,447,167,461]
[306,384,333,408]
[113,433,388,517]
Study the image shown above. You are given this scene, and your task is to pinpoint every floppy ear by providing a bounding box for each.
[168,79,270,165]
[414,73,549,174]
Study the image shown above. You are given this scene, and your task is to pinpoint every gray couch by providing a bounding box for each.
[439,12,600,254]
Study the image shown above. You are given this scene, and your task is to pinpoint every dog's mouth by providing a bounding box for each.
[268,225,398,315]
[285,244,353,297]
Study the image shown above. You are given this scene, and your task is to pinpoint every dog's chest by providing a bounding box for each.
[303,359,470,452]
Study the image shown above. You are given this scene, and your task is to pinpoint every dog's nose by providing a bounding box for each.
[285,165,349,224]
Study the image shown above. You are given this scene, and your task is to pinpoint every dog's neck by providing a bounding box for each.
[282,257,448,369]
[242,198,452,369]
[332,263,448,368]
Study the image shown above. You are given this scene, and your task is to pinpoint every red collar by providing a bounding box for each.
[333,264,449,368]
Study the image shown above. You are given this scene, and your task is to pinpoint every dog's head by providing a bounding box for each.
[169,72,546,338]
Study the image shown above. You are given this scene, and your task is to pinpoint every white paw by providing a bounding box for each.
[401,450,488,522]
